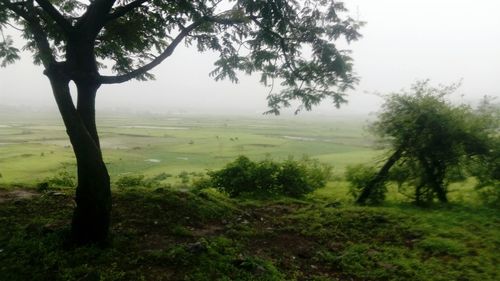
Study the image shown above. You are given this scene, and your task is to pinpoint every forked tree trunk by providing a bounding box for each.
[48,73,111,245]
[421,159,448,203]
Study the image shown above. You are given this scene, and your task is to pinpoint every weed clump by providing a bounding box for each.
[115,173,172,188]
[115,174,146,188]
[38,169,75,189]
[205,156,331,198]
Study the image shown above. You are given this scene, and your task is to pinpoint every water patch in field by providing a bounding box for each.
[176,157,189,161]
[0,125,11,128]
[119,126,188,130]
[247,124,281,128]
[247,143,277,148]
[145,159,161,163]
[283,136,316,141]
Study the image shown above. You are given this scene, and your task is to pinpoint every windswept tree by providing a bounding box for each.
[0,0,362,244]
[354,81,499,205]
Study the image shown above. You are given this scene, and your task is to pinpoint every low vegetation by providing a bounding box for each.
[205,156,332,198]
[0,185,498,280]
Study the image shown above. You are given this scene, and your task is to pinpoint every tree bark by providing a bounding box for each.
[76,82,101,147]
[414,182,424,205]
[356,148,403,204]
[433,183,448,203]
[420,156,448,203]
[424,159,448,203]
[47,71,111,245]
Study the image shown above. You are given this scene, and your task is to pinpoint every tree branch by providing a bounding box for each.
[100,20,204,84]
[34,0,73,33]
[99,11,257,84]
[0,0,56,68]
[106,0,150,22]
[247,16,304,82]
[75,0,116,37]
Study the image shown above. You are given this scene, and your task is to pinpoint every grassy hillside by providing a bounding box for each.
[0,186,498,281]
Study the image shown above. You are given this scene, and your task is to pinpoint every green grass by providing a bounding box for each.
[0,186,498,280]
[0,113,375,186]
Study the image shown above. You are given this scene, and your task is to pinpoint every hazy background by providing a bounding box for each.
[1,0,499,116]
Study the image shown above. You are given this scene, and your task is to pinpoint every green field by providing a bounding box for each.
[0,112,378,185]
[1,111,498,280]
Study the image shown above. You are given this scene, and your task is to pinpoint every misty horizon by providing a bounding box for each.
[1,0,499,116]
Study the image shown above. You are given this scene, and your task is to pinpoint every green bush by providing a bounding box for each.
[345,164,386,204]
[115,174,145,188]
[150,172,172,181]
[115,173,173,188]
[192,176,213,191]
[207,156,331,198]
[45,170,75,187]
[177,171,190,184]
[277,160,308,197]
[469,150,500,207]
[476,184,500,207]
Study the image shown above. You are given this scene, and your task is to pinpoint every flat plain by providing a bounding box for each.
[0,111,377,185]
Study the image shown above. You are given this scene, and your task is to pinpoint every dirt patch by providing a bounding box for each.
[0,189,40,203]
[191,223,225,237]
[252,232,317,258]
[238,203,348,280]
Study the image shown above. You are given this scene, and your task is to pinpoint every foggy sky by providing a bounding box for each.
[1,0,499,115]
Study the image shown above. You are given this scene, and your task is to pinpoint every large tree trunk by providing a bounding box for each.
[48,73,111,245]
[72,80,111,245]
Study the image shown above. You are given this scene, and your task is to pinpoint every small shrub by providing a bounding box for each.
[207,156,331,198]
[192,176,213,191]
[209,156,259,197]
[143,173,172,188]
[115,173,173,188]
[150,172,172,181]
[278,160,310,197]
[250,159,281,195]
[45,170,75,187]
[178,171,190,184]
[115,174,146,188]
[469,153,500,207]
[346,164,386,204]
[476,184,500,207]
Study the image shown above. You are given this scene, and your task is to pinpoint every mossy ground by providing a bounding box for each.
[1,185,498,281]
